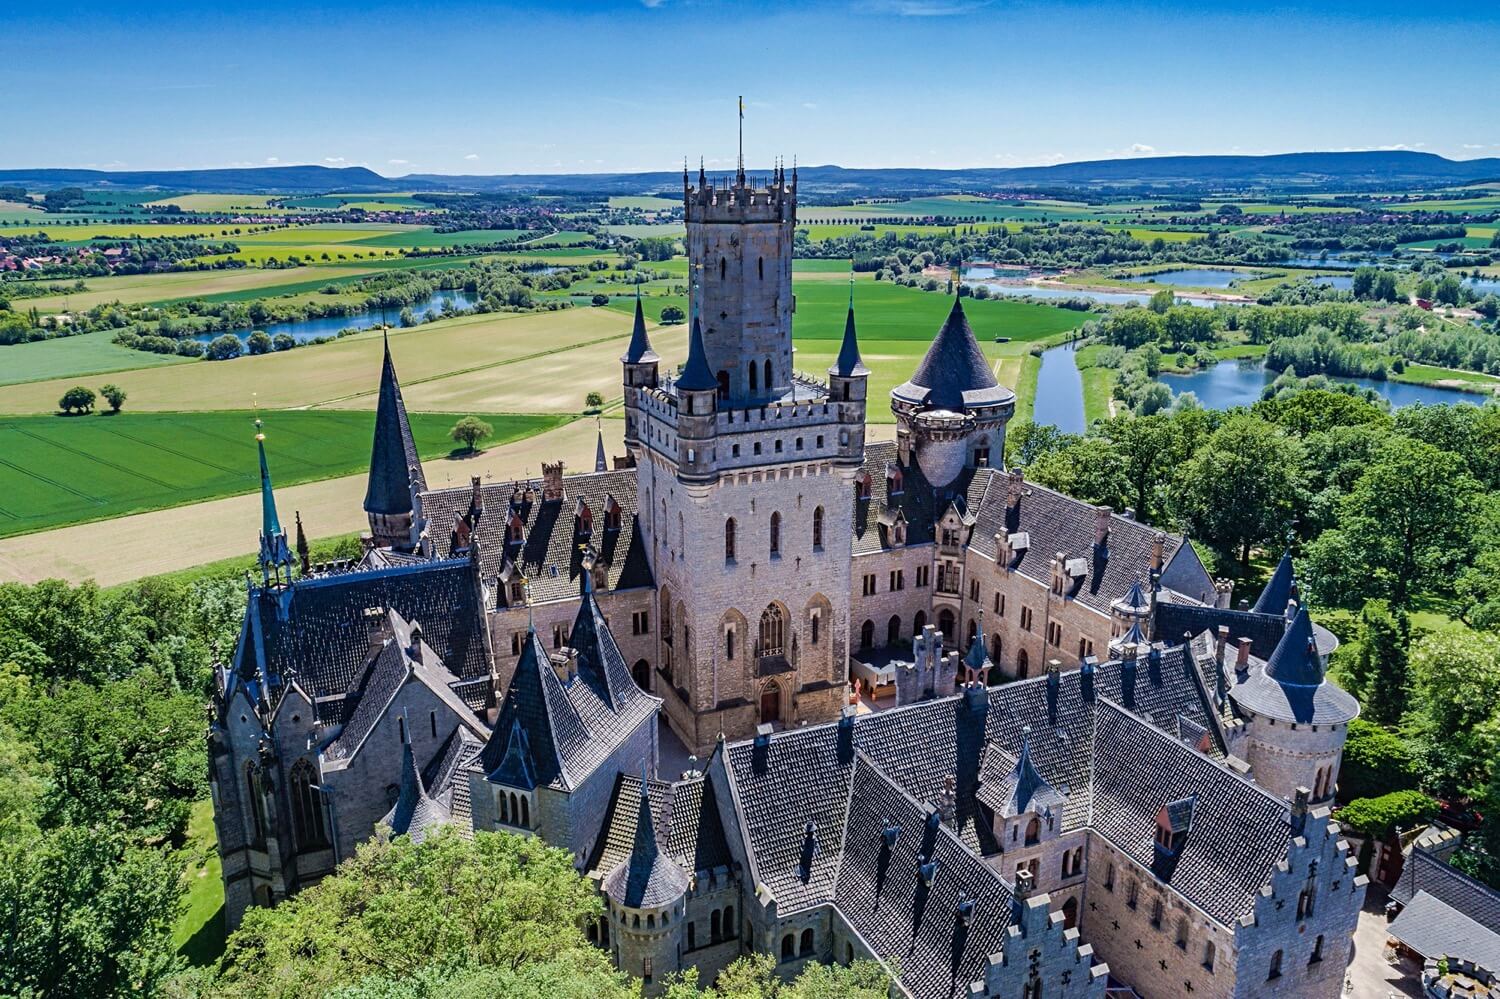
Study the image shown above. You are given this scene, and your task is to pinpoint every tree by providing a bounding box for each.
[1004,422,1077,468]
[58,385,96,414]
[1337,718,1421,803]
[99,383,127,413]
[399,307,417,327]
[1303,436,1478,607]
[584,391,605,411]
[590,294,609,307]
[247,330,274,355]
[272,333,296,351]
[210,829,606,999]
[1410,628,1500,797]
[449,416,493,454]
[662,954,889,999]
[1345,600,1411,725]
[1026,438,1132,511]
[660,305,686,324]
[1147,287,1175,314]
[1170,416,1306,571]
[206,334,243,361]
[1338,790,1438,841]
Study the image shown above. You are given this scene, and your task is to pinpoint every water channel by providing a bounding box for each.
[193,289,476,344]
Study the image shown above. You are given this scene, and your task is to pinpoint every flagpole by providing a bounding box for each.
[737,95,744,179]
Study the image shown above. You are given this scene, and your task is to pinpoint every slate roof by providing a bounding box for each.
[477,586,659,792]
[1389,890,1500,969]
[980,739,1067,819]
[1152,601,1339,662]
[603,772,691,908]
[235,558,491,720]
[721,643,1275,937]
[622,294,659,364]
[892,298,1012,411]
[1089,701,1293,927]
[381,739,451,844]
[852,441,987,557]
[1392,847,1500,934]
[676,317,716,392]
[1251,551,1297,615]
[833,755,1016,999]
[364,335,426,516]
[587,771,734,879]
[1226,610,1359,726]
[831,304,869,378]
[420,468,653,604]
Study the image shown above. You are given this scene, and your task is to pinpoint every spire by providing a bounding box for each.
[622,290,658,364]
[604,764,689,908]
[364,333,427,517]
[255,419,293,577]
[1265,606,1326,687]
[1252,550,1297,614]
[294,510,309,576]
[830,265,869,378]
[594,420,608,473]
[965,611,990,673]
[677,317,716,392]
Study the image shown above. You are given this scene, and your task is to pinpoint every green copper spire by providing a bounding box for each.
[256,418,293,578]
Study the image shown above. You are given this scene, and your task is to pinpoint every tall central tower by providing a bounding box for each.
[683,161,796,403]
[622,155,866,755]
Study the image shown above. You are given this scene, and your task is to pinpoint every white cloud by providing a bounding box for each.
[802,102,818,110]
[641,0,667,6]
[265,156,280,165]
[464,153,480,161]
[1463,143,1484,150]
[1129,143,1156,155]
[324,156,347,165]
[862,0,990,15]
[388,158,409,165]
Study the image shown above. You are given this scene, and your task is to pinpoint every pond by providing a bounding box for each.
[1159,359,1487,410]
[1032,343,1086,434]
[1466,277,1500,296]
[1311,275,1354,290]
[193,289,476,345]
[1121,268,1258,288]
[961,266,1215,307]
[1280,250,1396,270]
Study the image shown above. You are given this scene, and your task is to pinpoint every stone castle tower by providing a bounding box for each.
[623,159,866,752]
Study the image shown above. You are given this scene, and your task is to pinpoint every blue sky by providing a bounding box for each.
[8,0,1499,176]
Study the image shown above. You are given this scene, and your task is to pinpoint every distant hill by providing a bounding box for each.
[3,151,1497,197]
[0,164,390,193]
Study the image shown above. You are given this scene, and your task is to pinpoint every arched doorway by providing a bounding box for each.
[887,615,901,646]
[632,659,650,691]
[938,608,956,643]
[760,681,781,724]
[1062,897,1078,930]
[1017,648,1030,679]
[913,610,927,635]
[860,619,874,650]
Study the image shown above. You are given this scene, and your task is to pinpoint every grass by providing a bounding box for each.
[1393,363,1500,394]
[12,264,374,313]
[0,307,639,414]
[0,409,569,537]
[0,329,192,386]
[174,799,226,967]
[609,196,679,210]
[1074,343,1117,423]
[1013,352,1042,425]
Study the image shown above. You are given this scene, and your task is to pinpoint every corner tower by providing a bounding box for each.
[683,159,795,403]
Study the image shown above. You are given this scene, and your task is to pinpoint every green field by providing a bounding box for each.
[0,329,192,387]
[609,196,680,210]
[174,799,225,966]
[0,409,570,537]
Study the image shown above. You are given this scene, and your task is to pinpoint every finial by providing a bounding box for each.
[849,257,856,308]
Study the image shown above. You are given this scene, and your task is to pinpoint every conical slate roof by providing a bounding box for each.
[830,304,869,378]
[1251,551,1297,614]
[995,739,1066,818]
[594,427,608,473]
[364,336,427,516]
[676,317,717,392]
[256,425,292,570]
[382,737,450,844]
[892,298,1012,411]
[622,294,658,364]
[965,616,990,673]
[604,771,689,908]
[1264,606,1325,687]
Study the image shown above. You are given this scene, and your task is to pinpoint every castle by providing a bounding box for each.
[210,156,1365,998]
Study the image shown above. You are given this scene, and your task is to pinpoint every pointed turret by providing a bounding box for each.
[594,423,608,473]
[830,302,869,378]
[1252,550,1298,614]
[998,737,1065,818]
[604,767,689,909]
[622,293,658,365]
[364,335,426,550]
[255,420,293,581]
[621,292,660,456]
[965,613,991,675]
[893,297,1009,412]
[381,731,449,844]
[676,317,717,392]
[294,510,310,576]
[1264,606,1325,687]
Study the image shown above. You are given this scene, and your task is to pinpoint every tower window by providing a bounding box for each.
[813,506,824,549]
[749,363,758,392]
[769,512,781,556]
[725,518,736,562]
[720,257,726,280]
[758,256,764,280]
[764,359,772,389]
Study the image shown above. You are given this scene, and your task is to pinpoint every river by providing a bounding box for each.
[1159,359,1488,409]
[193,289,475,345]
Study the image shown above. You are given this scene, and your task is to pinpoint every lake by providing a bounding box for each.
[1121,268,1257,288]
[1466,277,1500,296]
[193,289,475,345]
[1032,343,1086,434]
[1312,275,1354,290]
[1159,359,1486,409]
[961,266,1216,307]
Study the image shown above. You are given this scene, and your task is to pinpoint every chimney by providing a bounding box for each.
[1291,786,1311,835]
[1014,867,1034,900]
[1236,637,1252,675]
[1215,625,1229,669]
[1094,505,1112,550]
[798,821,818,880]
[1237,598,1250,612]
[1150,531,1166,573]
[1121,657,1137,709]
[836,705,856,765]
[1080,655,1097,702]
[752,723,772,775]
[408,621,424,664]
[1215,578,1234,610]
[964,676,988,714]
[1046,663,1060,725]
[540,461,565,502]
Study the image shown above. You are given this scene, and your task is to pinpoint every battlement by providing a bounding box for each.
[684,170,796,224]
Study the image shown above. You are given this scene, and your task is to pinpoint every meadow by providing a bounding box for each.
[0,408,568,538]
[0,329,191,387]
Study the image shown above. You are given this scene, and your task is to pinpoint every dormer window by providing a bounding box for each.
[886,464,904,496]
[575,499,593,538]
[855,472,872,502]
[602,495,622,532]
[507,512,525,546]
[1155,795,1196,856]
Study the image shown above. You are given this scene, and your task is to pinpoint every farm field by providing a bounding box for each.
[0,307,639,414]
[608,196,679,210]
[9,263,373,312]
[0,329,191,386]
[0,408,568,538]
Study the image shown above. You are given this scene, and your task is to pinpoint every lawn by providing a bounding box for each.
[13,264,373,313]
[174,799,226,967]
[0,329,191,387]
[0,408,569,537]
[1074,343,1117,423]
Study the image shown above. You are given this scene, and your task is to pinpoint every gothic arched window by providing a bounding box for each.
[763,359,772,389]
[812,506,824,549]
[749,362,758,392]
[245,763,268,846]
[289,759,326,850]
[725,518,736,562]
[720,256,727,281]
[759,605,785,657]
[725,626,736,661]
[887,615,901,646]
[769,512,781,557]
[860,619,874,650]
